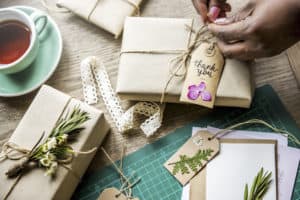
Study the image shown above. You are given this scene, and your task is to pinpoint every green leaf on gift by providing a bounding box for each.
[6,106,91,178]
[50,106,90,138]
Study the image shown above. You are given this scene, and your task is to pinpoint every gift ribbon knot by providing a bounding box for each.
[119,21,215,104]
[0,131,96,199]
[160,25,215,103]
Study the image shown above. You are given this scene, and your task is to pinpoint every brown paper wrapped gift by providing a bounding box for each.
[0,85,110,200]
[57,0,142,38]
[116,17,254,108]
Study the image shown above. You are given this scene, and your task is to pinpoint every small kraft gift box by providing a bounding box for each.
[57,0,142,38]
[116,17,254,108]
[0,85,110,200]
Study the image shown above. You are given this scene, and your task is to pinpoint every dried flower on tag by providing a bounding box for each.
[187,81,212,101]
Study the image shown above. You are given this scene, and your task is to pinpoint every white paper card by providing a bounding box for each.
[206,142,277,200]
[205,127,298,200]
[182,127,299,200]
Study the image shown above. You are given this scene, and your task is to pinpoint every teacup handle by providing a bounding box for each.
[30,11,48,35]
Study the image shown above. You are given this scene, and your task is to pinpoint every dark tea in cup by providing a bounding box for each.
[0,20,31,64]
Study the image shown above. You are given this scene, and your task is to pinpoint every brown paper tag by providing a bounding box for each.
[164,131,219,185]
[98,188,139,200]
[180,42,224,108]
[190,169,206,200]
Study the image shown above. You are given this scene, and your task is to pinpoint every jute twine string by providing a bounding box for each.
[40,0,140,17]
[87,0,140,21]
[2,133,45,200]
[101,147,141,199]
[0,133,97,200]
[0,133,45,163]
[0,142,31,162]
[119,144,130,197]
[209,119,300,146]
[160,25,214,104]
[120,23,215,104]
[0,141,97,164]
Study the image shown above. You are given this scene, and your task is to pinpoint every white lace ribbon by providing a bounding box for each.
[80,56,164,137]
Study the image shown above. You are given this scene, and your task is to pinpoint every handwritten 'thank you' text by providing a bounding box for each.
[194,60,217,78]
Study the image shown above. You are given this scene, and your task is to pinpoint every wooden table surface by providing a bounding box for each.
[1,0,300,171]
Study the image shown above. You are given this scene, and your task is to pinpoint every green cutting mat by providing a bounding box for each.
[73,85,300,200]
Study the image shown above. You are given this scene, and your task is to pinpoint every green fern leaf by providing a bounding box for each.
[171,148,213,175]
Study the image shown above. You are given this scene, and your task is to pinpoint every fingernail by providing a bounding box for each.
[214,18,230,24]
[208,6,221,21]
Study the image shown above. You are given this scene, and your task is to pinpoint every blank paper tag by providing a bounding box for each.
[164,131,219,185]
[98,188,139,200]
[180,43,224,108]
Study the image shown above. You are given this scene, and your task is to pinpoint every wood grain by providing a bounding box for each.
[1,0,300,173]
[287,43,300,87]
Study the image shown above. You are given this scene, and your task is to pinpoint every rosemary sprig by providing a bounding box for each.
[49,107,90,138]
[6,106,90,178]
[244,168,273,200]
[169,149,213,175]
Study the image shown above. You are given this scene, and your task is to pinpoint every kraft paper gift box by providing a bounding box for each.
[57,0,142,38]
[116,17,254,108]
[0,85,110,200]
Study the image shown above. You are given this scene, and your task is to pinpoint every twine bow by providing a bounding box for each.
[0,133,45,180]
[41,0,140,15]
[119,22,216,104]
[0,139,96,174]
[0,107,98,200]
[0,136,96,200]
[160,25,215,103]
[0,133,44,200]
[0,142,31,162]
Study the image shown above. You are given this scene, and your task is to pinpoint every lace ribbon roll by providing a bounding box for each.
[80,56,164,137]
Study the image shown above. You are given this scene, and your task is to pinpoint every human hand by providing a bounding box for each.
[192,0,231,22]
[208,0,300,60]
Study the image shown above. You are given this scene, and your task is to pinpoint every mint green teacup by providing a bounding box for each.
[0,8,48,74]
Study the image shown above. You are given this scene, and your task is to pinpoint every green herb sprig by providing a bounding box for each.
[6,107,90,178]
[244,168,273,200]
[169,149,213,175]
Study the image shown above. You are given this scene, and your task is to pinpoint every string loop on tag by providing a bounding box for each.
[209,118,300,146]
[101,147,141,199]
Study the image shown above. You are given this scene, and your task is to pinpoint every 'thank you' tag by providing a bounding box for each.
[180,42,224,108]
